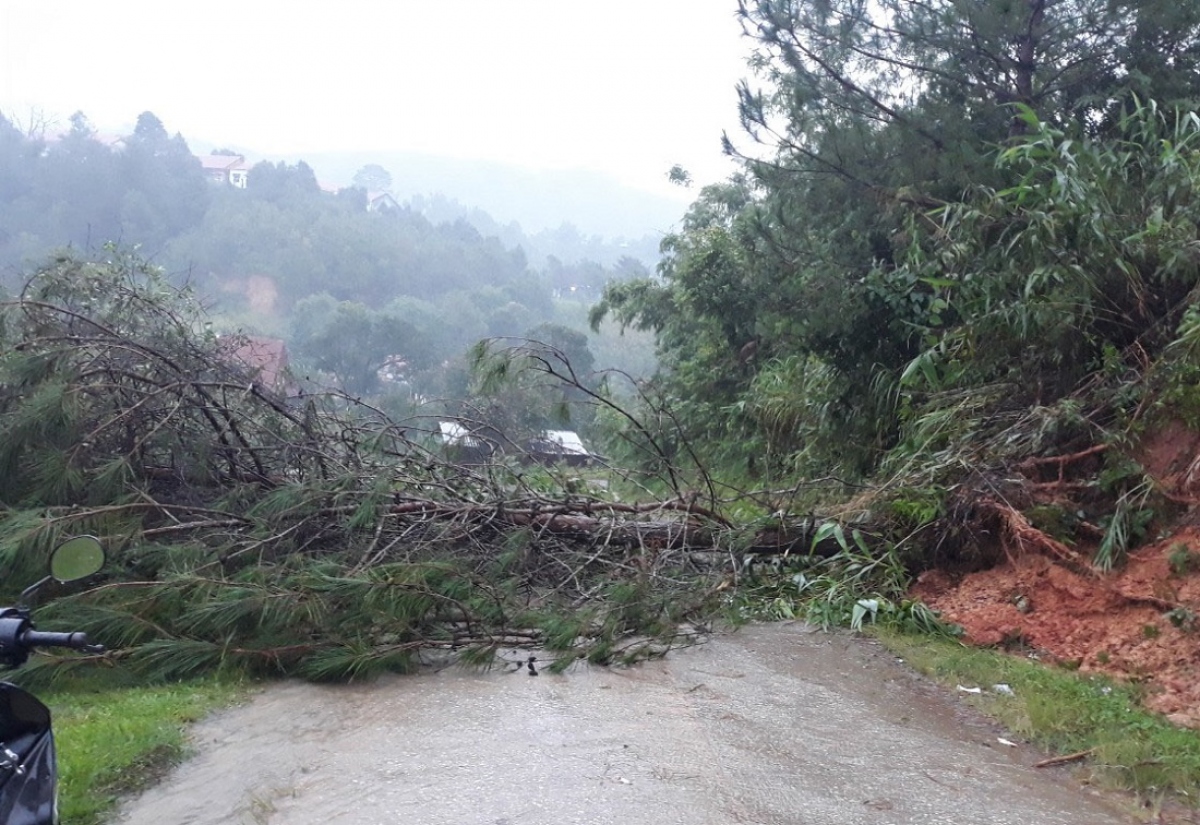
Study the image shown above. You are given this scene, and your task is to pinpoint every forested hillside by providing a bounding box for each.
[3,0,1200,739]
[0,110,658,403]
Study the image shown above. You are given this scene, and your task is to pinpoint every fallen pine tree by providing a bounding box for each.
[0,252,891,683]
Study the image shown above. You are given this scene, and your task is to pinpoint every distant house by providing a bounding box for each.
[226,335,294,394]
[198,154,250,189]
[526,430,592,467]
[376,354,410,386]
[438,423,593,467]
[438,421,495,464]
[366,191,400,213]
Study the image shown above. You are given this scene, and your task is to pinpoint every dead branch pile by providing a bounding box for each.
[0,255,744,681]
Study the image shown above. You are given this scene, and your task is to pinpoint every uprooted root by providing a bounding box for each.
[979,497,1084,566]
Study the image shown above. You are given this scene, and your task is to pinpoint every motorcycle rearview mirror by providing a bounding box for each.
[18,536,105,602]
[48,536,105,583]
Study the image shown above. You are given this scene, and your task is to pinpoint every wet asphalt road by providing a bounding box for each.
[113,623,1135,824]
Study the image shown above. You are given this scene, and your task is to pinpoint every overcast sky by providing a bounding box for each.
[0,1,755,199]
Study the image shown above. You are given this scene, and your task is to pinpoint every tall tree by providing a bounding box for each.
[248,160,321,202]
[0,113,38,209]
[729,0,1200,357]
[352,163,392,192]
[120,111,209,244]
[593,0,1200,477]
[40,111,123,246]
[131,110,169,148]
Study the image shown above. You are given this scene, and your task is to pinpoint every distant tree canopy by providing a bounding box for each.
[290,293,431,395]
[0,108,658,424]
[0,109,209,264]
[245,159,321,202]
[352,163,392,192]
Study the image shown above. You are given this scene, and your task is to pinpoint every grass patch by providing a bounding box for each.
[44,675,245,825]
[875,629,1200,806]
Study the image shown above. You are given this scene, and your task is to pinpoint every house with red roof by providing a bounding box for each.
[226,335,295,395]
[198,154,250,189]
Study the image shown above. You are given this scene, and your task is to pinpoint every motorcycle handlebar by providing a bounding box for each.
[19,629,105,653]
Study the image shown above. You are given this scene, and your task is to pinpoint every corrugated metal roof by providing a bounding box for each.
[439,421,485,448]
[542,430,589,455]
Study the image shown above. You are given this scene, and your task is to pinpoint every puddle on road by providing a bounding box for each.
[114,624,1136,825]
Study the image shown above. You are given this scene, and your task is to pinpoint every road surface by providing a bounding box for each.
[114,623,1136,824]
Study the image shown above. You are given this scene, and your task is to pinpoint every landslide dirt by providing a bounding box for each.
[913,421,1200,729]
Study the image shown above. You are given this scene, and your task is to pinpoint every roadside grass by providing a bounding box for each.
[875,629,1200,807]
[45,674,246,825]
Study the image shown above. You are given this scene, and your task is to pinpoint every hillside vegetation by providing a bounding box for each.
[1,1,1200,732]
[585,0,1200,737]
[0,110,659,402]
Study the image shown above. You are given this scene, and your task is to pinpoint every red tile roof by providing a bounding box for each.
[198,154,249,171]
[228,336,290,390]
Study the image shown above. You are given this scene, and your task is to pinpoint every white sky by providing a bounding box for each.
[0,1,754,198]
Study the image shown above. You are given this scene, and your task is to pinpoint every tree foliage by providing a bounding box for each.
[594,0,1200,486]
[352,163,392,192]
[0,252,724,682]
[896,103,1200,397]
[289,293,434,395]
[0,110,654,414]
[464,325,600,441]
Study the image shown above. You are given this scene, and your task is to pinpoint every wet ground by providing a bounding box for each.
[113,623,1137,824]
[911,418,1200,730]
[915,527,1200,729]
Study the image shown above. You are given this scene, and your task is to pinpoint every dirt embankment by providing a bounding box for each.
[914,421,1200,729]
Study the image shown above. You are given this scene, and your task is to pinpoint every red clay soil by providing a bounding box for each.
[914,536,1200,728]
[913,421,1200,729]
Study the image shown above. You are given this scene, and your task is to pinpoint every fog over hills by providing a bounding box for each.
[305,150,691,239]
[191,140,691,244]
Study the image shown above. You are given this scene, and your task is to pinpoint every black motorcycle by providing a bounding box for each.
[0,536,106,825]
